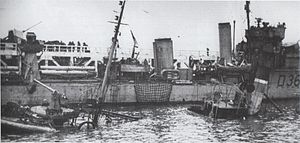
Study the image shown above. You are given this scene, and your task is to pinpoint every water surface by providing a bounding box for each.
[2,100,300,142]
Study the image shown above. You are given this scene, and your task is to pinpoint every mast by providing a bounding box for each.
[245,1,250,30]
[23,21,43,33]
[130,30,138,59]
[131,45,135,58]
[99,0,126,102]
[244,1,256,85]
[244,0,252,63]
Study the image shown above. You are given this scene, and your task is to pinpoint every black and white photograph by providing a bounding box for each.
[0,0,299,142]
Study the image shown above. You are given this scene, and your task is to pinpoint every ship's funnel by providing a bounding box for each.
[218,22,232,64]
[153,38,174,74]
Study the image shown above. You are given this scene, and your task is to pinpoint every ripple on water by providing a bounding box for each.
[2,102,300,142]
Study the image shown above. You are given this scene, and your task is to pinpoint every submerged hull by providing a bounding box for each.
[188,86,263,119]
[188,105,248,119]
[1,117,56,134]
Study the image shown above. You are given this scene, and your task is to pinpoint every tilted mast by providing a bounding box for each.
[130,30,138,59]
[99,0,126,102]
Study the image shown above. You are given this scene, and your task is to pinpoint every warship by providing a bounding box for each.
[235,1,299,99]
[1,1,298,108]
[1,1,142,134]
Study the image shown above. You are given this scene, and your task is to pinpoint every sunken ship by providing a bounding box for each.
[1,1,299,107]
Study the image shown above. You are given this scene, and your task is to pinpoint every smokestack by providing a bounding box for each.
[233,20,236,57]
[218,22,232,64]
[153,38,174,74]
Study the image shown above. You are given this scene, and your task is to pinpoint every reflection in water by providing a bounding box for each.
[2,100,300,142]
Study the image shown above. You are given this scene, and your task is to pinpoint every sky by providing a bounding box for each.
[0,0,299,59]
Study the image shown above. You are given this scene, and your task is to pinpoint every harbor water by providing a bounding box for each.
[2,100,299,142]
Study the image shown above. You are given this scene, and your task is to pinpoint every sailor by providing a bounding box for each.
[213,91,222,103]
[176,62,181,69]
[21,32,43,85]
[245,84,255,106]
[120,57,125,64]
[234,81,248,106]
[189,56,194,68]
[195,61,200,71]
[46,91,65,116]
[143,59,148,66]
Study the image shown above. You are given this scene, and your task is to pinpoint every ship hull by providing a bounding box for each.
[188,105,249,119]
[267,69,300,98]
[1,80,216,105]
[1,68,299,105]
